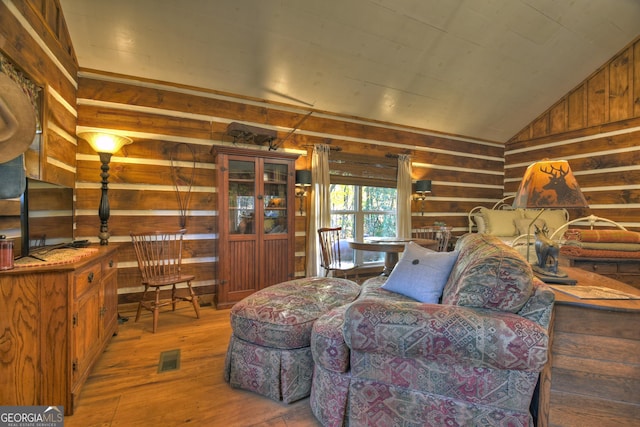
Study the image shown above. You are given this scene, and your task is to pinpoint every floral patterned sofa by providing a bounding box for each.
[310,233,555,427]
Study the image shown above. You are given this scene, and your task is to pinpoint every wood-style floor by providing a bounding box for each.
[66,303,322,427]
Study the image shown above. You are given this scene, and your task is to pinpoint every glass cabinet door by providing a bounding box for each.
[263,162,288,234]
[228,160,256,234]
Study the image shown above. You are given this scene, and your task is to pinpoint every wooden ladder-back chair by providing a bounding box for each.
[317,227,359,279]
[413,226,453,252]
[130,229,200,333]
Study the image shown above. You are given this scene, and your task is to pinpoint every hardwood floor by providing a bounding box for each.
[66,303,321,427]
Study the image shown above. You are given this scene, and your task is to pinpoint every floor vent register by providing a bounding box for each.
[158,349,181,373]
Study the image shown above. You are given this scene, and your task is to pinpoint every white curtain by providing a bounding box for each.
[306,144,331,276]
[397,154,412,239]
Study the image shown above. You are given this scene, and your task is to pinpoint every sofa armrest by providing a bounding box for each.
[344,299,549,371]
[517,278,555,329]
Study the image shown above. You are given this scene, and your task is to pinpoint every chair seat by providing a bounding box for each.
[144,273,196,287]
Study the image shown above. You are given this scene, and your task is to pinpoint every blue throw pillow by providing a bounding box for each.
[382,241,459,303]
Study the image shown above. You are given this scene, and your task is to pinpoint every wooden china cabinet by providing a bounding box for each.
[213,147,298,309]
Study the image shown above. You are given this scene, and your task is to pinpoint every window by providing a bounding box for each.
[330,184,397,265]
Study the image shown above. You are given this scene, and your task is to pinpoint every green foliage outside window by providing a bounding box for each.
[330,184,397,264]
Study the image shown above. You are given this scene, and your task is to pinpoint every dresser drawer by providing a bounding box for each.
[102,254,118,274]
[574,261,618,274]
[618,262,640,274]
[75,262,102,298]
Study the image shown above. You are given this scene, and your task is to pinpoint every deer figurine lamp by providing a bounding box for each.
[512,159,589,278]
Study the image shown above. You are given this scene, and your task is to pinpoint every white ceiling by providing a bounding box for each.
[59,0,640,142]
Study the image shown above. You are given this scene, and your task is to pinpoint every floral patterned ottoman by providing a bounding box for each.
[224,276,360,403]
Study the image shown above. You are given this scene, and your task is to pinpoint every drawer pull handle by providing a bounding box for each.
[109,260,114,268]
[88,272,94,283]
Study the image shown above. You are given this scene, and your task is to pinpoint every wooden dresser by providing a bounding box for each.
[0,245,118,415]
[561,255,640,289]
[536,267,640,426]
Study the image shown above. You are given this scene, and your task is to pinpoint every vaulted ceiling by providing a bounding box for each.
[59,0,640,142]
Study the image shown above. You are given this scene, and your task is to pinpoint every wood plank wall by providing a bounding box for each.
[0,0,78,252]
[74,73,503,303]
[1,0,78,187]
[506,36,640,232]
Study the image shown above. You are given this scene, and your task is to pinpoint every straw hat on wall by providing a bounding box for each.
[0,72,36,164]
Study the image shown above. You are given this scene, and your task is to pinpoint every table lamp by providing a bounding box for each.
[512,159,588,279]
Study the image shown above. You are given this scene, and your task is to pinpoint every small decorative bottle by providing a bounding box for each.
[0,235,14,270]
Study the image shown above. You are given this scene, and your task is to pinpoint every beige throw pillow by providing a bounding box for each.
[523,209,567,236]
[514,218,546,236]
[479,207,521,236]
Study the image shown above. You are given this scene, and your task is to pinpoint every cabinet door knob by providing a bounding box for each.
[88,272,94,283]
[109,260,114,268]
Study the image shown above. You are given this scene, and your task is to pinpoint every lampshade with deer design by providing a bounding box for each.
[512,159,588,209]
[512,159,588,282]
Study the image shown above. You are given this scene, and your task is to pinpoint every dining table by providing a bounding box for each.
[347,237,438,275]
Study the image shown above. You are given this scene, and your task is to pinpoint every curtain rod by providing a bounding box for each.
[302,144,342,151]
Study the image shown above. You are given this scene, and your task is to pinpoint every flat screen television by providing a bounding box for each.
[20,179,75,256]
[0,179,76,258]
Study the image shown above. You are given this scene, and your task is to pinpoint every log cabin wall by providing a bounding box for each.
[74,72,503,303]
[505,36,640,232]
[0,0,78,250]
[0,0,78,186]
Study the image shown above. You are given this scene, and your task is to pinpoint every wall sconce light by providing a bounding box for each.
[414,180,432,215]
[295,170,312,215]
[78,131,133,245]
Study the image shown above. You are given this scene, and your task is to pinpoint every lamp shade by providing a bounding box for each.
[78,132,132,154]
[415,180,432,193]
[295,170,312,186]
[512,159,588,208]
